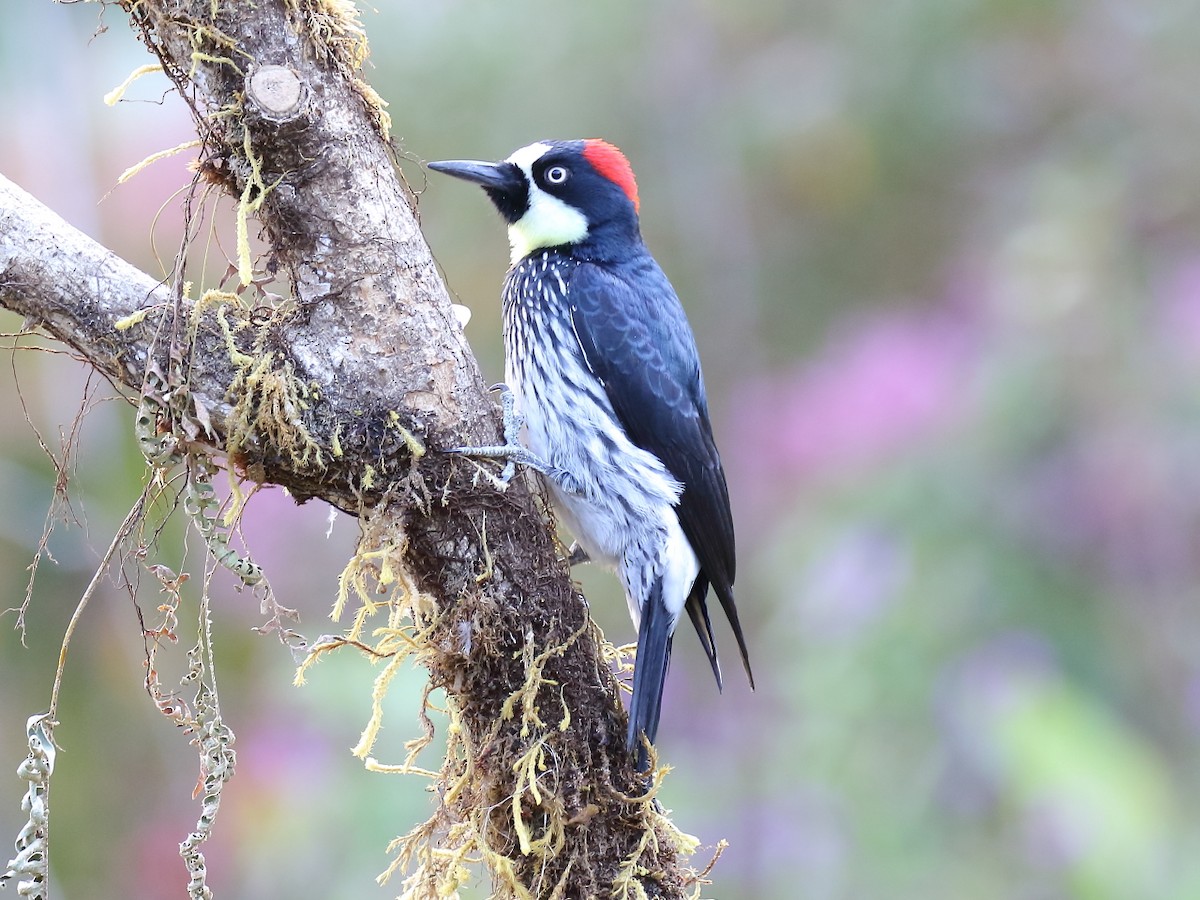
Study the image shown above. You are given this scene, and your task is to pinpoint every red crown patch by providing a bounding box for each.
[582,139,640,214]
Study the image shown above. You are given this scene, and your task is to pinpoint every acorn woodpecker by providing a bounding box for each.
[428,139,753,769]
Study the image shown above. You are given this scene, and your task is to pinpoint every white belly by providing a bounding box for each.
[506,348,698,626]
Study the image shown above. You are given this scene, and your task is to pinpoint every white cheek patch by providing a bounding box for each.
[505,142,589,263]
[508,193,589,263]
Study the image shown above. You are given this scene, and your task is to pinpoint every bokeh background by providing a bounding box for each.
[3,1,1200,897]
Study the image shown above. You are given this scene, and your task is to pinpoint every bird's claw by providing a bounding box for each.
[448,383,584,495]
[447,443,583,496]
[492,382,525,447]
[445,443,521,489]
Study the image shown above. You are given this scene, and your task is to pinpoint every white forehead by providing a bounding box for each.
[506,141,554,174]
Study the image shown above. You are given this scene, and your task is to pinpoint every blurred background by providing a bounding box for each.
[3,0,1200,897]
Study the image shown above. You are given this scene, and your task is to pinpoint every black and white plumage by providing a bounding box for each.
[428,140,753,768]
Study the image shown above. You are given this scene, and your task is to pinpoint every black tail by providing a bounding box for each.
[628,579,674,771]
[712,577,754,689]
[684,577,723,689]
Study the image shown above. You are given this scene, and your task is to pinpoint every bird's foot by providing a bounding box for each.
[452,444,585,495]
[448,383,583,495]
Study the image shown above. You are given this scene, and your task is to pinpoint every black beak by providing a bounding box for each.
[427,159,524,193]
[427,158,529,223]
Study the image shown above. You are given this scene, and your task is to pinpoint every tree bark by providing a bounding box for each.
[0,2,698,897]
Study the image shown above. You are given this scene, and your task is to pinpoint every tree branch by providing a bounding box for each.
[0,1,698,897]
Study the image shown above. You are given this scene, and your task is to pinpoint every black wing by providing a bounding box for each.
[567,258,753,688]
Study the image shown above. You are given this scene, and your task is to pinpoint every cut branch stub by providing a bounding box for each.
[246,65,304,120]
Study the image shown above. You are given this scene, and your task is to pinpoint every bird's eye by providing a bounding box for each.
[545,166,569,185]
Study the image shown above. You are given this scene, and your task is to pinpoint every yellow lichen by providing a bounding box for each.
[116,139,203,185]
[114,307,155,331]
[104,63,164,106]
[221,468,250,529]
[353,78,392,140]
[613,827,658,900]
[235,353,323,467]
[389,411,426,459]
[215,304,256,369]
[235,126,283,286]
[500,616,588,737]
[351,647,410,759]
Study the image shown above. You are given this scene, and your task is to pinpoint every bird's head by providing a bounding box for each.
[428,139,641,263]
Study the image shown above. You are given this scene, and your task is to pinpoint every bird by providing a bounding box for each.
[427,139,753,769]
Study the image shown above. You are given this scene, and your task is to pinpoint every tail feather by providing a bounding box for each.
[684,578,723,690]
[713,578,754,689]
[628,580,674,771]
